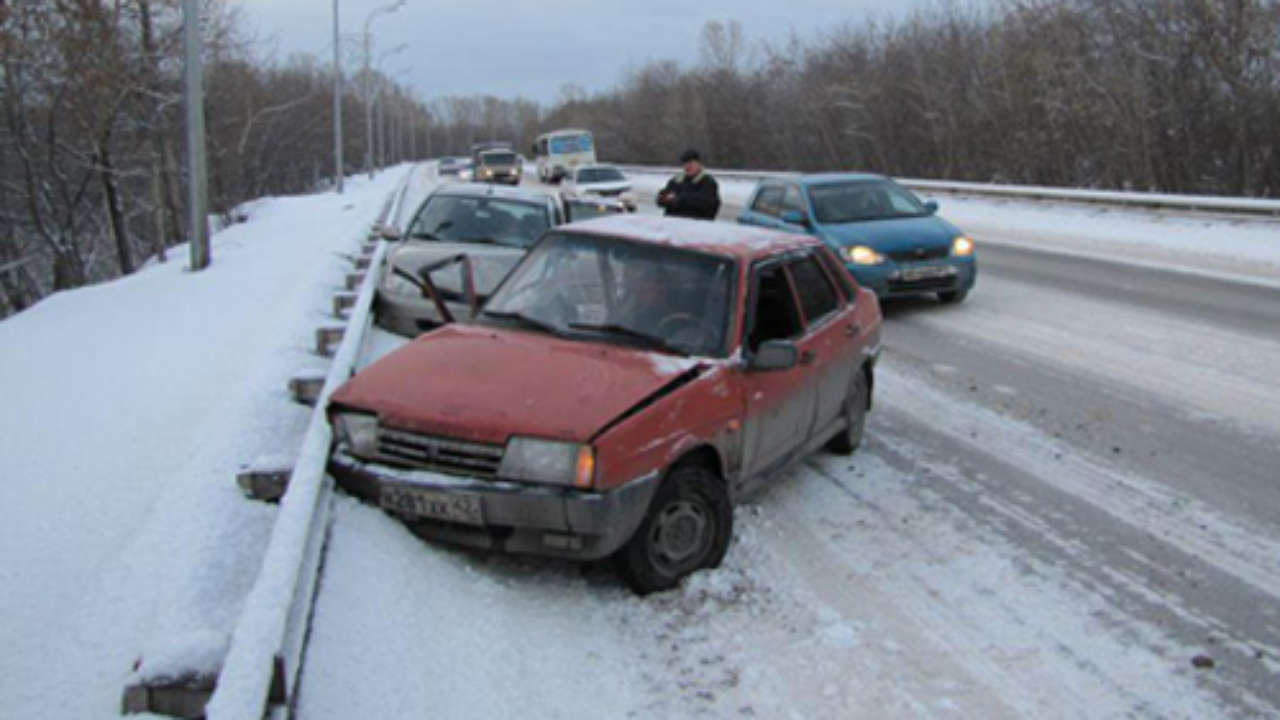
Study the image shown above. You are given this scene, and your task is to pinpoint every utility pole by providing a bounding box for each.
[332,0,343,193]
[183,0,209,270]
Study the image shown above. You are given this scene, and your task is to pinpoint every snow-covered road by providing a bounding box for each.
[294,168,1280,718]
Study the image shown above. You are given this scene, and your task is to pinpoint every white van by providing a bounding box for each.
[533,129,596,183]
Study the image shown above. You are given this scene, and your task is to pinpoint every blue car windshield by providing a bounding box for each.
[809,181,927,223]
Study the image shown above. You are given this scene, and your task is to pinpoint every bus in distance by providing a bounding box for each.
[532,129,595,184]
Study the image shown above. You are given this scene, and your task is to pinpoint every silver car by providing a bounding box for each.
[376,184,563,337]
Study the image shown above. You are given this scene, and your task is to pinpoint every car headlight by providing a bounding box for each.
[332,411,379,457]
[951,235,975,256]
[497,437,594,488]
[848,245,886,265]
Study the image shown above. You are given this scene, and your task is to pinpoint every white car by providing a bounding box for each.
[562,164,636,211]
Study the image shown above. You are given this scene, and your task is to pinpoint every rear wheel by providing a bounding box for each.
[937,289,968,304]
[615,464,732,595]
[827,369,869,455]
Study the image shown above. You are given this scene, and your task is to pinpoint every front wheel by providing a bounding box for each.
[827,370,869,455]
[615,464,732,595]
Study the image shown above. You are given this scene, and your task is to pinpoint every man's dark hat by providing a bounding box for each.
[679,148,701,163]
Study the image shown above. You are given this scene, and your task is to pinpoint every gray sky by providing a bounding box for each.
[236,0,937,105]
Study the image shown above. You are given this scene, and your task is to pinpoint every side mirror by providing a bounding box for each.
[923,200,939,215]
[379,225,403,241]
[780,209,810,228]
[748,340,799,371]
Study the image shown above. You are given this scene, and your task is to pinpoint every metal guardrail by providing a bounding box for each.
[204,167,413,720]
[617,164,1280,217]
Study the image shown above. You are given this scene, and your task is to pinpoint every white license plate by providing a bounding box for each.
[900,265,955,281]
[380,484,483,525]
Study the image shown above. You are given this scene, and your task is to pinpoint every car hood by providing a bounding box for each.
[386,242,525,294]
[819,214,960,252]
[329,323,703,445]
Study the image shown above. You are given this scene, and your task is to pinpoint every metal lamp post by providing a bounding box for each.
[183,0,209,270]
[363,0,406,178]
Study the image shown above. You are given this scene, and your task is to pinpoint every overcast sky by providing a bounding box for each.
[235,0,938,105]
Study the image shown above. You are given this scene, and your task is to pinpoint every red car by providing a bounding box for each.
[328,215,882,593]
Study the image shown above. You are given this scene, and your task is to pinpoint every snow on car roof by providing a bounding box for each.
[559,214,816,261]
[432,183,545,203]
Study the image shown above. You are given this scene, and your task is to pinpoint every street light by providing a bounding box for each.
[372,47,406,169]
[331,0,343,193]
[363,0,407,178]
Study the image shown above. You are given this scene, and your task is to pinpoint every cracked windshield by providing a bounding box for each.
[406,195,548,247]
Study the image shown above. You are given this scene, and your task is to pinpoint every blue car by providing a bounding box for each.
[737,173,976,303]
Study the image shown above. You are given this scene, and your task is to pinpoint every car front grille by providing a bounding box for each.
[376,428,504,478]
[887,245,949,262]
[592,188,623,196]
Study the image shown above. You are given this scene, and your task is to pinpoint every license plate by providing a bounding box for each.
[380,484,483,525]
[900,265,955,281]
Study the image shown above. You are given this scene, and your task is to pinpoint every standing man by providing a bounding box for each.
[656,149,721,220]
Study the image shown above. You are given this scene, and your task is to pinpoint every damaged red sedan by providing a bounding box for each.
[327,214,882,593]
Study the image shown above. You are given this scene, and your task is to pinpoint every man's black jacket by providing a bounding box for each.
[657,171,721,220]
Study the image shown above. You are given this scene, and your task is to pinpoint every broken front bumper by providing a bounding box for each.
[329,446,659,560]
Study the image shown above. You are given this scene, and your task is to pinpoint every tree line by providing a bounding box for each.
[0,0,433,317]
[548,1,1279,198]
[3,0,1277,319]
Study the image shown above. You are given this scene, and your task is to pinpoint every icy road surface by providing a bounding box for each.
[295,168,1280,718]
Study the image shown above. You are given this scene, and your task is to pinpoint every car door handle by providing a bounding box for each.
[845,324,860,338]
[799,350,816,365]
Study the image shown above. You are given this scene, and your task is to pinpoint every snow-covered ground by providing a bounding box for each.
[3,163,1278,718]
[0,167,409,717]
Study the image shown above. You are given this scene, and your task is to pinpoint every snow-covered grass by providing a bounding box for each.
[0,167,406,717]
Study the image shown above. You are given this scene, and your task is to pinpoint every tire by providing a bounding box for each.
[827,369,869,455]
[615,464,732,595]
[937,289,968,304]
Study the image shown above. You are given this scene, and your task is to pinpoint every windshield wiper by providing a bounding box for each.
[409,231,446,241]
[482,309,562,336]
[457,236,501,245]
[567,322,688,356]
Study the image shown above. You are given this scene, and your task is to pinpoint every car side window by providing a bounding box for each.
[815,246,858,303]
[788,254,840,324]
[751,186,785,217]
[745,264,802,353]
[782,185,805,214]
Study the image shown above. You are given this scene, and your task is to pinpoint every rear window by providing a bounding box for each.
[788,255,839,324]
[751,186,785,216]
[815,246,858,302]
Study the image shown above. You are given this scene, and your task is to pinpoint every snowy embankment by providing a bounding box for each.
[626,172,1280,286]
[0,167,407,717]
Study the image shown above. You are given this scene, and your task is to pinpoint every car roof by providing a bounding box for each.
[757,172,887,188]
[430,183,549,204]
[558,214,818,262]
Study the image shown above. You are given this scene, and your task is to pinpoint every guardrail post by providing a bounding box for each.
[332,291,358,318]
[315,324,345,356]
